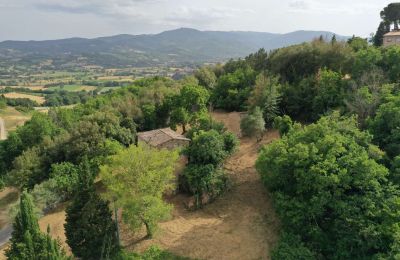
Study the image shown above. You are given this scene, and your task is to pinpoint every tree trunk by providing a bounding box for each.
[144,221,152,239]
[182,124,186,134]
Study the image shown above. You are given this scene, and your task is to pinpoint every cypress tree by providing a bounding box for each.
[64,158,119,259]
[6,191,69,260]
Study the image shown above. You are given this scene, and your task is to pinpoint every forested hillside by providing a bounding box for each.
[2,33,400,259]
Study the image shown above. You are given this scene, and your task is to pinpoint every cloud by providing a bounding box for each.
[288,1,309,10]
[288,0,384,15]
[0,0,160,18]
[164,6,255,26]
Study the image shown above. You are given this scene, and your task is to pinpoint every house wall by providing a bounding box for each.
[158,139,190,150]
[384,35,400,47]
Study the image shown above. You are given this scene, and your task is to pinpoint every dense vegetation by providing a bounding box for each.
[4,9,400,258]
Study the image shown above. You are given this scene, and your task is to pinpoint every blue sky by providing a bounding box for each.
[0,0,394,41]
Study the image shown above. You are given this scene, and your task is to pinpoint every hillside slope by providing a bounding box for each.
[0,28,349,67]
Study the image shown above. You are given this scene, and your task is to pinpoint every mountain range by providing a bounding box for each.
[0,28,349,67]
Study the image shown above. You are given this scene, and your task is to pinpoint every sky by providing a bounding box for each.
[0,0,394,41]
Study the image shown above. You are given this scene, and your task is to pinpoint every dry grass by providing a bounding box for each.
[3,92,45,105]
[0,106,32,132]
[0,86,46,91]
[124,112,280,260]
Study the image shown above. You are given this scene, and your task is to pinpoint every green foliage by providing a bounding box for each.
[373,21,389,47]
[169,84,210,132]
[240,107,265,140]
[347,36,368,52]
[352,47,382,79]
[312,69,345,118]
[256,113,400,259]
[212,66,257,111]
[100,144,179,238]
[195,67,217,90]
[6,191,69,260]
[271,233,315,260]
[273,115,294,136]
[248,73,281,125]
[185,130,229,166]
[369,92,400,160]
[382,46,400,82]
[182,130,237,207]
[65,159,119,259]
[267,40,353,84]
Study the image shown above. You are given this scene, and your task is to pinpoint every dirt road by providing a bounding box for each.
[0,118,6,140]
[127,112,280,260]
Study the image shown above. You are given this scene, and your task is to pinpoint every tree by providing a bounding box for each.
[6,191,68,260]
[312,69,344,118]
[170,84,210,133]
[240,107,265,141]
[100,144,179,238]
[248,73,281,126]
[182,130,238,207]
[65,159,119,259]
[195,67,217,90]
[185,130,228,166]
[373,22,390,47]
[381,3,400,30]
[369,92,400,160]
[256,113,400,259]
[382,46,400,82]
[347,36,368,52]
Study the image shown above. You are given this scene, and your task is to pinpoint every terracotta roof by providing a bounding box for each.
[384,31,400,36]
[137,128,190,147]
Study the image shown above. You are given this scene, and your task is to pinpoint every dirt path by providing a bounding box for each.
[0,118,6,140]
[127,112,280,260]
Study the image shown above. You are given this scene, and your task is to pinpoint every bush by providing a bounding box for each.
[273,115,293,136]
[240,107,265,140]
[271,233,315,260]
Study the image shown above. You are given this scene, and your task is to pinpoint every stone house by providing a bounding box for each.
[137,127,190,149]
[383,31,400,47]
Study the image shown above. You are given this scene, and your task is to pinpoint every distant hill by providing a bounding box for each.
[0,28,349,68]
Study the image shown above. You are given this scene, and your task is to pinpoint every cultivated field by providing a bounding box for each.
[3,92,45,105]
[47,85,97,92]
[0,107,32,132]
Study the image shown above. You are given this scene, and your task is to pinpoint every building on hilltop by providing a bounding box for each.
[137,127,190,150]
[383,31,400,47]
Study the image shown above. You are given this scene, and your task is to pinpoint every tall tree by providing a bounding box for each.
[374,22,390,47]
[64,159,119,259]
[100,144,179,238]
[6,191,68,260]
[248,73,281,126]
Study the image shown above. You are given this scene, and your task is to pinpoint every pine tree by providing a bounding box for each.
[64,159,119,259]
[6,191,69,260]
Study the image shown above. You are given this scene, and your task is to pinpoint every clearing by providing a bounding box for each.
[124,111,280,259]
[3,92,45,105]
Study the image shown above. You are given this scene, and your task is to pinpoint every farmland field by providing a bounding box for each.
[47,85,97,92]
[0,106,32,132]
[3,92,45,104]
